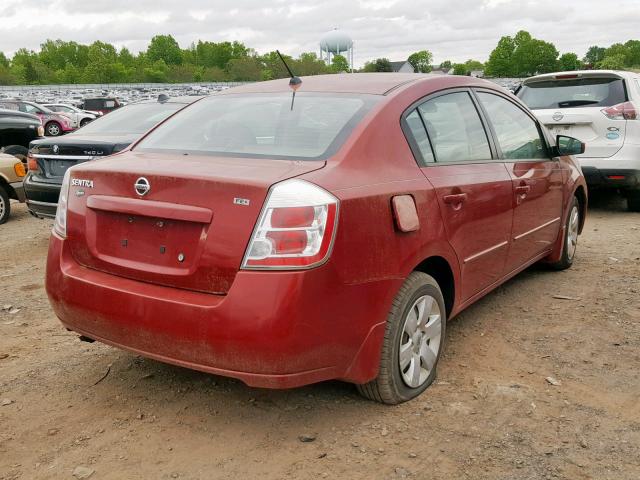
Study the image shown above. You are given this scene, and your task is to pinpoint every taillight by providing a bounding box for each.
[53,169,71,238]
[27,154,39,172]
[242,179,339,270]
[601,101,637,120]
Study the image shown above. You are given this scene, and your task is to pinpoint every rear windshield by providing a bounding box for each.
[135,93,379,160]
[518,77,627,110]
[77,103,183,135]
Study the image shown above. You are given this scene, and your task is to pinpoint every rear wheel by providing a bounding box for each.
[45,122,62,136]
[0,185,10,224]
[80,118,91,127]
[357,272,446,404]
[549,196,580,270]
[627,190,640,212]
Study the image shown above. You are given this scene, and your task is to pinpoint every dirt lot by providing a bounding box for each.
[1,192,639,480]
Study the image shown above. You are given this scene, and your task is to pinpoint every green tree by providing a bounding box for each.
[597,54,626,70]
[362,58,393,72]
[440,60,452,69]
[624,40,640,66]
[147,35,183,65]
[510,30,558,76]
[452,63,467,75]
[583,46,606,65]
[226,56,263,81]
[485,36,516,77]
[407,50,433,73]
[295,52,329,75]
[558,53,582,71]
[330,54,350,73]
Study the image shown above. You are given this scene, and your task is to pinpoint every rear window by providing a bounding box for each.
[518,77,627,110]
[135,93,379,160]
[77,103,183,135]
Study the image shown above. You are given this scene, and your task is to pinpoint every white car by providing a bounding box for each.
[517,70,640,211]
[43,103,97,129]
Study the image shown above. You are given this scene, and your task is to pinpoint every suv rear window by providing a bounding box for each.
[135,93,379,160]
[518,77,627,110]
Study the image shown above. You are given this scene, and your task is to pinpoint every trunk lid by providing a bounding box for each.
[535,107,627,158]
[66,151,325,294]
[30,134,135,184]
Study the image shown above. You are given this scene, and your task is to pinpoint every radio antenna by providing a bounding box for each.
[276,50,302,110]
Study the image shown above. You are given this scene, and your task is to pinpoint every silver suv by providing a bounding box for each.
[518,70,640,211]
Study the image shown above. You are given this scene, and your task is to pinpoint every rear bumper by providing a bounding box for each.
[24,174,60,218]
[578,143,640,190]
[45,233,400,389]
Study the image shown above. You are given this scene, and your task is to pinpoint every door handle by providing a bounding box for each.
[515,185,531,195]
[443,193,468,205]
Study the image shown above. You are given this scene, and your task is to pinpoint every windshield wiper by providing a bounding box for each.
[557,100,600,108]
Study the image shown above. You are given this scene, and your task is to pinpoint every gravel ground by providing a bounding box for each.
[1,192,639,480]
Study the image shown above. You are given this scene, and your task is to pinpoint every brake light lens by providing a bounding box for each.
[601,101,637,120]
[53,169,71,238]
[242,179,339,270]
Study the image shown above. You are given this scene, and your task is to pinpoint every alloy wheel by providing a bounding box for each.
[566,205,579,261]
[399,295,442,388]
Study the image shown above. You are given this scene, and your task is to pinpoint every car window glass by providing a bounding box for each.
[417,92,491,163]
[404,110,434,163]
[105,100,116,108]
[477,92,547,160]
[136,93,378,160]
[517,77,627,109]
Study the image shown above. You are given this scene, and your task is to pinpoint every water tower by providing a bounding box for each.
[320,29,354,72]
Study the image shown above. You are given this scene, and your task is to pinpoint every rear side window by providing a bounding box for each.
[518,77,627,109]
[404,110,435,164]
[136,93,378,160]
[416,92,491,163]
[477,92,548,160]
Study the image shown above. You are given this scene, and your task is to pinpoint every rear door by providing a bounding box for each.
[475,90,564,272]
[403,90,514,301]
[518,74,628,158]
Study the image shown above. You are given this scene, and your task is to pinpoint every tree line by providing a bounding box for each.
[0,31,638,85]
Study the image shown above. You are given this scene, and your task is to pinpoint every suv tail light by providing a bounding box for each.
[53,169,71,238]
[242,179,339,270]
[601,101,637,120]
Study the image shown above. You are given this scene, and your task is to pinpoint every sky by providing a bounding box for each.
[0,0,637,67]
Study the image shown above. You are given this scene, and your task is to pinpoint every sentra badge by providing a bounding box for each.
[71,178,94,188]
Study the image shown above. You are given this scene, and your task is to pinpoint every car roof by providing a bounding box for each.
[0,108,40,121]
[218,73,472,96]
[523,70,639,84]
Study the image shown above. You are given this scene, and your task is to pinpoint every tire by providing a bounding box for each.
[45,122,62,136]
[2,145,28,162]
[80,118,91,127]
[357,272,447,404]
[627,191,640,212]
[549,196,580,270]
[0,186,10,225]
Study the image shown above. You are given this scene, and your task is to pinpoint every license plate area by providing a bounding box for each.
[46,159,76,177]
[92,210,205,272]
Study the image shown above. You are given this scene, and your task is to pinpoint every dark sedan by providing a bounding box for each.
[25,96,201,218]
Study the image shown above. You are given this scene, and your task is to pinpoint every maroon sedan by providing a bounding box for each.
[46,74,587,404]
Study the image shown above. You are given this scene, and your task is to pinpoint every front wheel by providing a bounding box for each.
[45,122,62,136]
[357,272,446,404]
[549,196,580,270]
[0,186,10,224]
[80,118,91,127]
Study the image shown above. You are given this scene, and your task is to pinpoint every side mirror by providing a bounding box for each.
[554,135,585,156]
